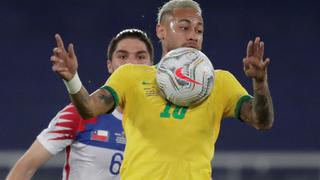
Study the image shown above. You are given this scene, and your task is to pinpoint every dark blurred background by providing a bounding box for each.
[0,0,319,179]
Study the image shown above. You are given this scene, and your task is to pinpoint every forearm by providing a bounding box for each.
[64,74,115,119]
[6,163,36,180]
[70,86,97,119]
[252,78,274,129]
[70,87,115,119]
[6,140,52,180]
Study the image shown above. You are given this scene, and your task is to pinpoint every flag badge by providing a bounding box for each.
[91,130,109,142]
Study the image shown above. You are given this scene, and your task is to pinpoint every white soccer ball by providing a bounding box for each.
[156,47,214,107]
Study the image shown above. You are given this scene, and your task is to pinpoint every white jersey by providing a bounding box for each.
[37,104,125,180]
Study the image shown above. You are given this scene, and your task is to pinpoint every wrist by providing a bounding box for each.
[253,78,268,92]
[63,72,82,94]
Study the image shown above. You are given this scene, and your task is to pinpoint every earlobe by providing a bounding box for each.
[107,60,113,73]
[156,24,165,40]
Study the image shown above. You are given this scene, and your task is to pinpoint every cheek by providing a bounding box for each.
[117,61,127,67]
[199,35,203,42]
[142,60,152,65]
[167,32,183,43]
[112,61,125,70]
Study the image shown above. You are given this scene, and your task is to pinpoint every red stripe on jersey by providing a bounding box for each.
[48,104,98,141]
[64,146,71,180]
[78,117,98,132]
[48,105,82,139]
[49,135,74,140]
[61,104,98,132]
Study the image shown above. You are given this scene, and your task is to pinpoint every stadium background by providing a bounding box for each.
[0,0,319,179]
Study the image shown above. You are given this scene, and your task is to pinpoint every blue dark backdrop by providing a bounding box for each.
[0,0,319,151]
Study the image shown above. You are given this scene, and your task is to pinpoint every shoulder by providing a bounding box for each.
[214,69,239,82]
[113,64,156,75]
[108,64,156,83]
[47,104,85,133]
[56,104,83,122]
[59,104,78,114]
[214,69,235,77]
[213,69,244,92]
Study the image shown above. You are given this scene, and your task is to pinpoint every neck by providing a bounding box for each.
[162,45,169,57]
[116,107,123,113]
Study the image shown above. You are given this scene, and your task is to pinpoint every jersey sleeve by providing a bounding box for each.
[37,104,82,155]
[218,70,252,119]
[100,64,135,110]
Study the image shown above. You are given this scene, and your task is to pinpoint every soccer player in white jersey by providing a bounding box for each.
[6,28,154,180]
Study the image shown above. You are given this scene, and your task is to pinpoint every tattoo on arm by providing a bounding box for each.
[98,92,114,108]
[68,87,115,119]
[70,87,93,119]
[251,82,274,129]
[254,91,271,122]
[241,82,274,129]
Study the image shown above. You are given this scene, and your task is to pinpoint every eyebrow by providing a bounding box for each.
[115,50,129,54]
[115,50,148,54]
[136,50,148,54]
[177,19,203,26]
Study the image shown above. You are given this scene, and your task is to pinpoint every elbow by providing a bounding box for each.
[72,104,96,120]
[77,108,96,120]
[256,123,273,131]
[255,118,274,131]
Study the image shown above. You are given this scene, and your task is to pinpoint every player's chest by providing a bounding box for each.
[75,115,125,151]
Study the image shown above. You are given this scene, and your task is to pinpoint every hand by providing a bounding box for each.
[51,34,78,81]
[243,37,270,82]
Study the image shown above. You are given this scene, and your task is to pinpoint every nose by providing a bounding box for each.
[127,55,139,64]
[188,29,199,42]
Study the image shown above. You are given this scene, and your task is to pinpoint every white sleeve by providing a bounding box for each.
[37,104,82,155]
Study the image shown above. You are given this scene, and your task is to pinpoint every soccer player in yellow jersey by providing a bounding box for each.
[50,0,274,179]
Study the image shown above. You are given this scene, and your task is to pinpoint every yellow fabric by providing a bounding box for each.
[103,64,249,180]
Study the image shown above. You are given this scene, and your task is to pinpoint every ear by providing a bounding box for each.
[156,23,165,40]
[107,59,113,73]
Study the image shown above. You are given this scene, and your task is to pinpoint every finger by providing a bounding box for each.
[262,58,270,68]
[55,34,66,52]
[51,57,68,72]
[246,57,264,69]
[243,58,249,69]
[54,47,68,60]
[50,56,64,64]
[51,57,68,70]
[52,65,69,72]
[246,41,254,57]
[243,58,254,73]
[253,37,260,57]
[50,55,56,62]
[53,47,64,57]
[243,58,250,75]
[258,41,264,60]
[53,47,59,57]
[68,43,76,58]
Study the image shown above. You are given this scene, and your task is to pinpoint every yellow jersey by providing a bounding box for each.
[102,64,251,180]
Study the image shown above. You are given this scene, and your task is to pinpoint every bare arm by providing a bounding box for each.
[6,140,52,180]
[240,37,274,130]
[70,88,115,119]
[50,34,114,119]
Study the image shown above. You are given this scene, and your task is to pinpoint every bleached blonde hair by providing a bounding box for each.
[157,0,202,24]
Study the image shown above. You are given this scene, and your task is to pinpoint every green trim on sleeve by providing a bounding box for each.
[100,85,119,109]
[235,95,253,121]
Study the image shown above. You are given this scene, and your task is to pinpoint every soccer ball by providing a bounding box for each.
[156,47,214,107]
